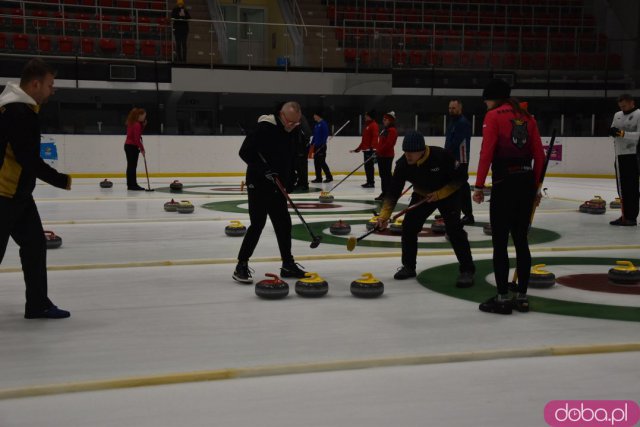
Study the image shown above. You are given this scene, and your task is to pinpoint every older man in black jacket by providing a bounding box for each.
[232,101,308,284]
[0,58,71,319]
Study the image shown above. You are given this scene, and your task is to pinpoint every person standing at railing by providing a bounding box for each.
[171,0,191,63]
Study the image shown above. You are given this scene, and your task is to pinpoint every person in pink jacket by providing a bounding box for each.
[124,108,147,190]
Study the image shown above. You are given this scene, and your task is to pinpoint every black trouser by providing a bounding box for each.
[614,153,639,222]
[124,144,140,188]
[0,196,53,313]
[377,156,393,196]
[458,163,473,218]
[489,171,536,295]
[175,32,187,62]
[294,153,309,189]
[313,145,332,180]
[237,185,294,264]
[362,150,376,185]
[401,192,475,274]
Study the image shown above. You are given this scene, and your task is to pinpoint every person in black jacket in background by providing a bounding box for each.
[0,58,72,319]
[232,101,308,284]
[376,130,475,287]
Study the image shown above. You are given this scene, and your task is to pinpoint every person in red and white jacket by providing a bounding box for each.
[375,111,398,201]
[124,108,147,191]
[472,78,545,315]
[351,110,379,188]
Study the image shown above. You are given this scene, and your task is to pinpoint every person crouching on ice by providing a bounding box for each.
[376,130,475,287]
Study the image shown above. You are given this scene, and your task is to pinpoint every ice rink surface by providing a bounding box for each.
[0,176,638,427]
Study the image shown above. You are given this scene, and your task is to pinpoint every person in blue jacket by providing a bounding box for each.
[445,99,474,225]
[310,110,333,183]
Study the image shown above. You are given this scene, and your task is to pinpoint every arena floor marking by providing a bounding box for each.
[155,184,323,196]
[3,246,640,274]
[0,342,638,401]
[292,219,560,249]
[202,198,407,215]
[418,257,640,322]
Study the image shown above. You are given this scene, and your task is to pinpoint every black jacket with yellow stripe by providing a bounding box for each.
[0,102,70,199]
[380,146,465,219]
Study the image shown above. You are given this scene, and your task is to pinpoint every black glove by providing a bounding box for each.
[265,170,279,184]
[609,127,624,137]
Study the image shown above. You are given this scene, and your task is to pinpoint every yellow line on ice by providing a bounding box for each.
[0,342,638,400]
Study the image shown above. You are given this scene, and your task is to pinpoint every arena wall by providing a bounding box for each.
[44,134,616,178]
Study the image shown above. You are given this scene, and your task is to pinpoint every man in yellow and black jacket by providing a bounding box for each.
[377,130,475,287]
[0,58,72,319]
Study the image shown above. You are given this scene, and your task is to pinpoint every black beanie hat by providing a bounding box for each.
[482,78,511,100]
[402,130,426,152]
[365,109,376,120]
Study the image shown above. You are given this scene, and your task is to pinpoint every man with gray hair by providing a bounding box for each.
[233,101,308,284]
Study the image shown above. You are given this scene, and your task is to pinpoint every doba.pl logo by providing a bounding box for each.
[545,401,640,426]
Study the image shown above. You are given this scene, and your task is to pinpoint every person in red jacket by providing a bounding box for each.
[375,110,398,201]
[472,78,545,315]
[351,110,379,188]
[124,108,147,191]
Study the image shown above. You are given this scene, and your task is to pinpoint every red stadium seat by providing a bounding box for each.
[38,35,52,52]
[121,38,136,56]
[99,37,117,54]
[81,37,95,54]
[13,33,30,50]
[58,36,74,53]
[140,39,157,57]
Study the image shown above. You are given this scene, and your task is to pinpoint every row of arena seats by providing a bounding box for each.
[1,9,170,37]
[0,32,171,58]
[343,48,622,70]
[340,0,585,7]
[336,28,608,53]
[328,7,594,27]
[0,0,166,10]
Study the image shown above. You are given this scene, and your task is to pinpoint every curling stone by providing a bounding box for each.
[350,272,384,298]
[319,191,334,203]
[255,273,289,299]
[389,218,403,234]
[529,264,556,288]
[164,199,179,212]
[579,196,606,214]
[366,215,380,231]
[169,180,183,192]
[329,220,351,236]
[225,220,247,237]
[610,197,621,209]
[430,217,446,234]
[99,179,113,189]
[483,223,492,236]
[177,200,194,214]
[295,272,329,298]
[44,230,62,249]
[608,260,640,285]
